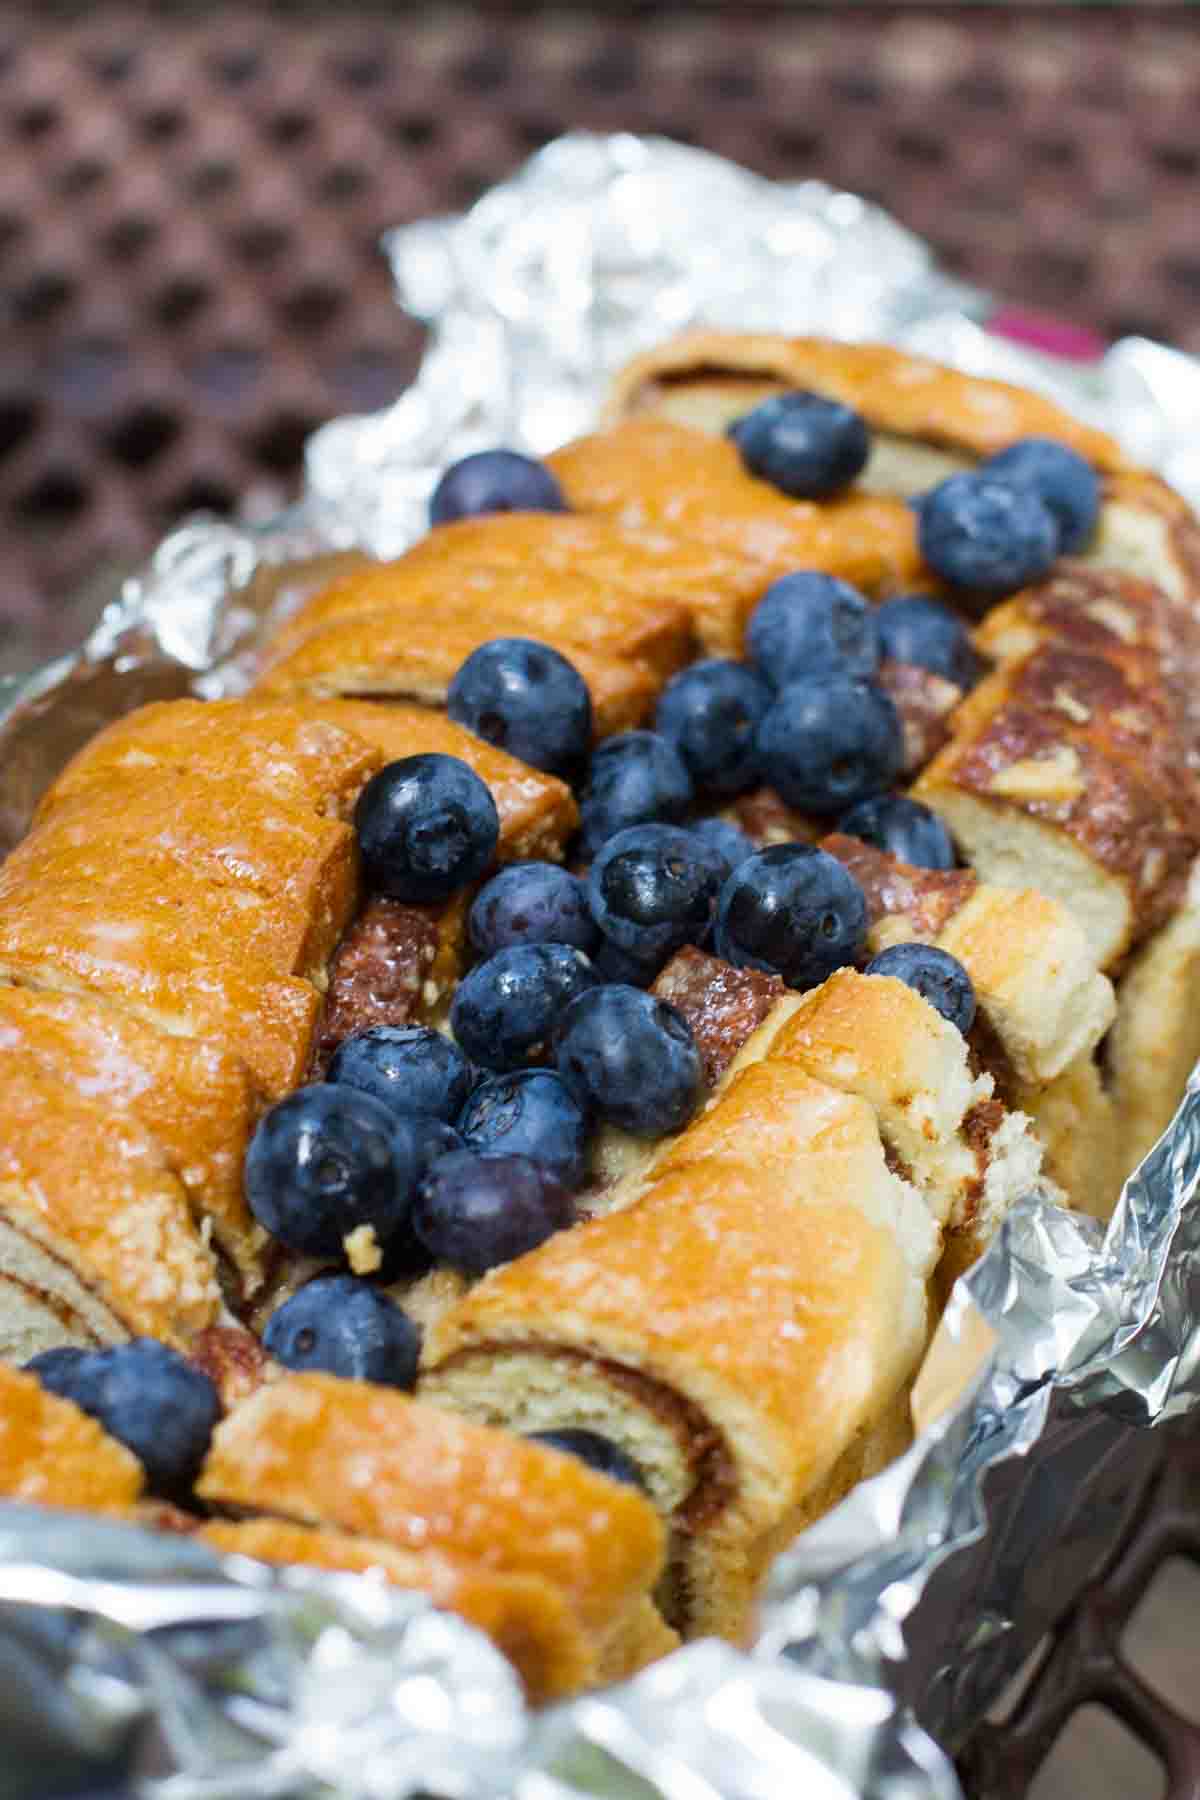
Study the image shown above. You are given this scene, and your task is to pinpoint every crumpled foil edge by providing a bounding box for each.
[4,134,1200,1800]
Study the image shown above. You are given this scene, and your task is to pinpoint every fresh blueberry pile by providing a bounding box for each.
[231,418,1090,1384]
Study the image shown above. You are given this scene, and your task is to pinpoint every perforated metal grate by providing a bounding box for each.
[2,7,1200,668]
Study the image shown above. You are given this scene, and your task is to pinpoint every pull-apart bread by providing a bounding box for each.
[2,329,1199,1688]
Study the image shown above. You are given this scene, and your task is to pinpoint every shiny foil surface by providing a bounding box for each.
[2,136,1200,1800]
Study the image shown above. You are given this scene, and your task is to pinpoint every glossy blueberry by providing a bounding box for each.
[469,862,599,958]
[714,844,867,989]
[875,594,981,690]
[450,943,596,1073]
[374,1116,464,1281]
[244,1084,416,1259]
[447,637,592,779]
[327,1025,476,1123]
[577,731,693,860]
[654,659,770,796]
[866,942,976,1034]
[458,1068,590,1189]
[413,1149,575,1276]
[354,753,499,904]
[587,824,724,965]
[264,1275,420,1389]
[728,390,871,499]
[838,793,956,871]
[527,1429,647,1492]
[44,1340,220,1495]
[429,449,565,527]
[917,472,1058,595]
[982,437,1100,554]
[756,676,903,814]
[746,572,880,687]
[555,985,703,1138]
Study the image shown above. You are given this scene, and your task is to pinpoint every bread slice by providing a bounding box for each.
[423,1062,935,1642]
[0,1060,221,1357]
[394,512,771,656]
[548,417,925,599]
[266,558,695,683]
[0,987,267,1297]
[0,1364,143,1514]
[196,1373,666,1688]
[255,612,657,740]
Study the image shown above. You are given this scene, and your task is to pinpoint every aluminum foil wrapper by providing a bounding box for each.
[4,134,1200,1800]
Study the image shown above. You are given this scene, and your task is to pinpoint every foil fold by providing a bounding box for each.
[3,134,1200,1800]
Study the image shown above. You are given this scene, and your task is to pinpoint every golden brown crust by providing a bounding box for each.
[196,1374,665,1643]
[0,1365,143,1513]
[395,512,771,656]
[0,1061,221,1350]
[548,418,925,601]
[605,330,1130,471]
[0,988,267,1297]
[199,1517,594,1703]
[267,558,695,683]
[255,611,657,740]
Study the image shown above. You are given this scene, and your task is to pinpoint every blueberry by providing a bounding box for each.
[35,1340,220,1496]
[875,594,981,689]
[714,844,867,989]
[578,731,693,859]
[264,1275,420,1389]
[450,943,596,1073]
[866,943,976,1034]
[918,472,1058,595]
[375,1116,464,1280]
[448,637,592,779]
[728,390,871,498]
[838,793,956,870]
[458,1068,590,1189]
[587,824,724,966]
[982,437,1100,554]
[746,572,880,687]
[24,1346,96,1403]
[327,1025,476,1123]
[555,985,703,1137]
[689,815,756,874]
[589,936,666,989]
[429,449,565,527]
[354,754,499,903]
[244,1084,416,1258]
[527,1429,647,1492]
[413,1149,575,1276]
[654,659,770,796]
[469,862,599,958]
[756,676,903,814]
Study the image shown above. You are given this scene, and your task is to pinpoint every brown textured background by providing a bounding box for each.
[1,5,1200,668]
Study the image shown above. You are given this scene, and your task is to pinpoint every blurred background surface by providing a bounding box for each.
[1,5,1198,668]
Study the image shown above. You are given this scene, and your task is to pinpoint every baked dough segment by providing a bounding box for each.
[547,418,925,599]
[255,612,658,740]
[422,1069,934,1641]
[265,559,696,683]
[316,701,578,862]
[605,331,1129,471]
[0,1364,143,1514]
[18,776,360,977]
[196,1373,666,1678]
[200,1518,610,1704]
[916,568,1200,970]
[40,698,384,825]
[0,1060,221,1357]
[393,512,771,656]
[0,988,267,1297]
